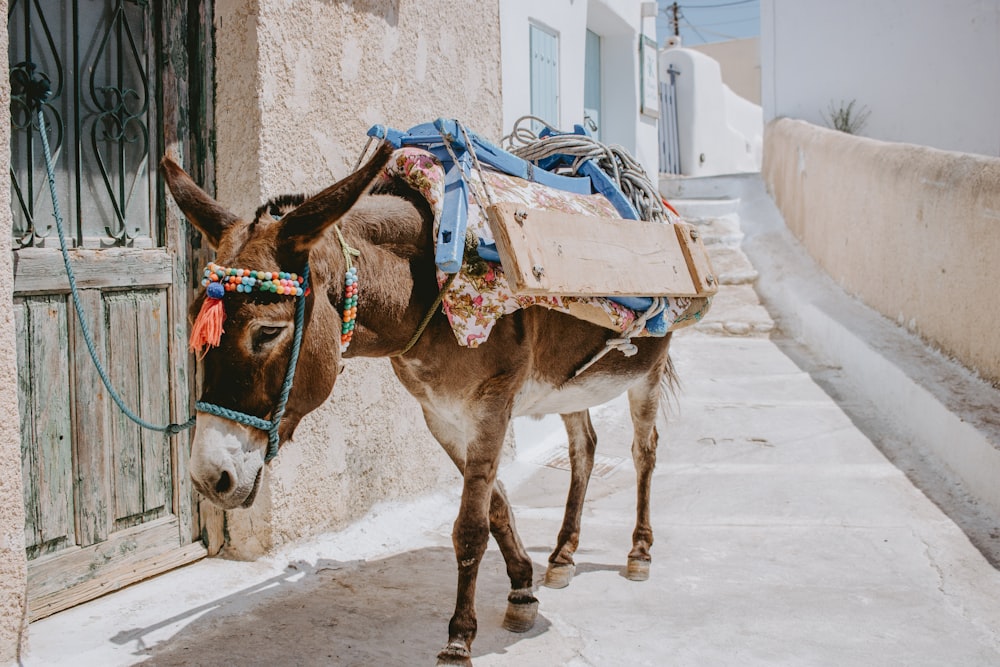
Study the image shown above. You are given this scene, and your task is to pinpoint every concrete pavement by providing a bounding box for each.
[19,175,1000,666]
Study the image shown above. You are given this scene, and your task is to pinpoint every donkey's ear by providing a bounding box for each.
[160,156,239,249]
[278,142,394,254]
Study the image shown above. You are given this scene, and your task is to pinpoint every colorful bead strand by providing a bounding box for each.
[200,262,305,297]
[340,266,359,352]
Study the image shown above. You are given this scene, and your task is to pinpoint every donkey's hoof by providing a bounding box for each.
[502,598,539,633]
[543,562,576,589]
[436,641,472,667]
[625,557,650,581]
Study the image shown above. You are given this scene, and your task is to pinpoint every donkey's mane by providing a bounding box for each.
[254,193,309,223]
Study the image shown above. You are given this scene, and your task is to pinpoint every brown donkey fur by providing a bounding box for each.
[162,143,676,666]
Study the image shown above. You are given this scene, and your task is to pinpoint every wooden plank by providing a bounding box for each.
[27,517,182,599]
[675,223,718,296]
[30,542,207,621]
[29,297,75,556]
[27,516,207,620]
[485,202,718,298]
[12,247,173,295]
[138,290,172,514]
[106,292,144,528]
[71,289,112,546]
[30,542,206,621]
[15,300,39,552]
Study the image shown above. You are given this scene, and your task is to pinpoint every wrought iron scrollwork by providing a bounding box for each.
[90,0,150,244]
[8,0,65,249]
[9,0,155,248]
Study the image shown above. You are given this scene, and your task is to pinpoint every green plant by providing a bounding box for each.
[823,99,871,134]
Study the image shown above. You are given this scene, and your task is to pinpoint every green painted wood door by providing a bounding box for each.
[9,0,214,620]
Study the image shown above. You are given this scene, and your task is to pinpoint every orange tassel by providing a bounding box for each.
[189,285,226,356]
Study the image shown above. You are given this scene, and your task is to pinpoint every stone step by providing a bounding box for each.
[686,283,775,337]
[705,246,759,285]
[688,213,744,247]
[668,197,740,221]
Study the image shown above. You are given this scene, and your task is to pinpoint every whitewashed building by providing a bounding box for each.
[762,0,1000,156]
[499,0,662,178]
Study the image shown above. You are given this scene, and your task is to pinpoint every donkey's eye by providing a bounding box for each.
[252,324,285,351]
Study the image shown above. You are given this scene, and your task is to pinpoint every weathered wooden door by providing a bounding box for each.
[9,0,214,620]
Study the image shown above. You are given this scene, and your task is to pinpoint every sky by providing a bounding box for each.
[655,0,761,47]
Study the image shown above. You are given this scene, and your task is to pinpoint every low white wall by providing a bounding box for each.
[660,45,762,176]
[212,0,501,557]
[763,118,1000,385]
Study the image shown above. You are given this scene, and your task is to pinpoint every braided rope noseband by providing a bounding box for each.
[191,225,364,462]
[192,263,311,462]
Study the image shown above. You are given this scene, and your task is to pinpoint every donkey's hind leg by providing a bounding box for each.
[625,368,666,581]
[543,410,598,589]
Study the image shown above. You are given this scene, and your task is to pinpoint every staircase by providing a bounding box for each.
[663,179,774,337]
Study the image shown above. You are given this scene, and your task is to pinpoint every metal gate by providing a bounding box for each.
[9,0,213,620]
[658,64,681,175]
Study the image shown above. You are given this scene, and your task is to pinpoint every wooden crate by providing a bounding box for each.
[485,202,718,298]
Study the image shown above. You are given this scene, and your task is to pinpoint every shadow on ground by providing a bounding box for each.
[114,547,552,666]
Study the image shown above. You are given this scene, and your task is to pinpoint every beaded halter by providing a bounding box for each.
[189,261,311,461]
[189,227,361,462]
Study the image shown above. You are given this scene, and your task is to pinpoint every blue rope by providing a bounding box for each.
[37,109,195,435]
[38,99,307,457]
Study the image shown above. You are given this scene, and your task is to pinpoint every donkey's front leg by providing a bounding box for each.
[437,418,515,667]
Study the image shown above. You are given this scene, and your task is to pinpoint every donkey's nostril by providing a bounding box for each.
[215,470,232,494]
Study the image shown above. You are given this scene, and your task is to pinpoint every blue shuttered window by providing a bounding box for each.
[529,23,559,130]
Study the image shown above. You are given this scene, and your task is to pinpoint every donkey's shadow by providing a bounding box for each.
[126,547,551,666]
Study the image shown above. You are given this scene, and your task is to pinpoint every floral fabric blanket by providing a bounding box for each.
[378,147,709,348]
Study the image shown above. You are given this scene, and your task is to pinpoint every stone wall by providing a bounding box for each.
[211,0,502,557]
[763,118,1000,385]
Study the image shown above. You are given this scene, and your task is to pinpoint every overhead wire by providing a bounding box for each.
[679,0,757,9]
[673,0,759,45]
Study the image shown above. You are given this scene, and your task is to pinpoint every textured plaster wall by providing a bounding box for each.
[763,118,1000,385]
[0,2,29,660]
[212,0,501,557]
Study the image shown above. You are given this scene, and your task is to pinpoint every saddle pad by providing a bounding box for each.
[379,148,710,348]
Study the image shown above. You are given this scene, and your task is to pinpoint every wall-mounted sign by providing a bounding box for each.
[640,35,660,119]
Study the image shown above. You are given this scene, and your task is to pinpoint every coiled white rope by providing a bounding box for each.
[501,116,673,374]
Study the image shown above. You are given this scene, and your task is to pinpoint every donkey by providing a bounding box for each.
[162,142,676,666]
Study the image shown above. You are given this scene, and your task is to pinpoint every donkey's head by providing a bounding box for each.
[161,144,393,509]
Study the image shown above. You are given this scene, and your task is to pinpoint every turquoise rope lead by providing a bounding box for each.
[37,108,196,435]
[195,264,310,462]
[39,104,308,457]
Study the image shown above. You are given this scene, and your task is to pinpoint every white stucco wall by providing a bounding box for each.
[660,45,762,176]
[212,0,502,556]
[499,0,661,178]
[761,0,1000,156]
